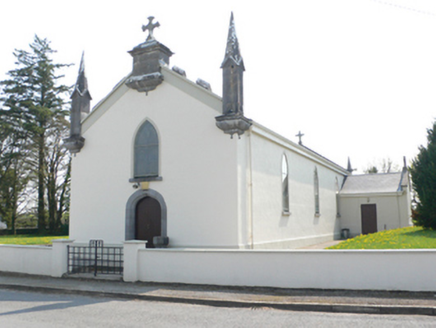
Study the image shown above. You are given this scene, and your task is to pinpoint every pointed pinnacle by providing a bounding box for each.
[72,52,91,100]
[79,51,85,74]
[221,12,244,69]
[347,157,354,173]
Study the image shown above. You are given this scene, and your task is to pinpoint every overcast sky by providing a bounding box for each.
[2,0,436,173]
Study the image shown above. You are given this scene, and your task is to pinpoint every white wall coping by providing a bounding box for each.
[81,77,130,134]
[51,239,75,244]
[339,191,404,198]
[124,240,148,245]
[138,248,436,254]
[161,66,222,112]
[0,244,51,250]
[251,123,349,176]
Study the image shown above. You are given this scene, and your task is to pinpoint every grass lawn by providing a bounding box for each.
[328,226,436,249]
[0,235,68,246]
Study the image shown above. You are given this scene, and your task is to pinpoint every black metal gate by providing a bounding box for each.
[67,240,123,276]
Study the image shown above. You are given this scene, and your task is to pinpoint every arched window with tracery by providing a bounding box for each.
[134,121,159,179]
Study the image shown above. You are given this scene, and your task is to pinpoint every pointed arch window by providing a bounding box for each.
[314,167,320,215]
[133,121,159,180]
[282,154,290,214]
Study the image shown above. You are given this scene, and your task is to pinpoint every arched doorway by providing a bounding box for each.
[135,197,161,248]
[125,189,167,245]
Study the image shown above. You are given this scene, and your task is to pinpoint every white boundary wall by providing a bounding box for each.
[124,245,436,292]
[0,239,73,277]
[1,240,435,292]
[0,245,52,276]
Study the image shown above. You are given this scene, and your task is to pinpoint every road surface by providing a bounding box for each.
[0,289,433,327]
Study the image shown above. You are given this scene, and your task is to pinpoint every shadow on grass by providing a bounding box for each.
[401,228,436,239]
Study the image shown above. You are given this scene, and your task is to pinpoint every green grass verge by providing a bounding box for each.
[328,226,436,249]
[0,235,68,246]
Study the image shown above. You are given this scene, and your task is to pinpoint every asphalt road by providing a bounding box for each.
[0,289,434,328]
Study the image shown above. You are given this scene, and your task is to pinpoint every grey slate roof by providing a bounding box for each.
[340,172,406,195]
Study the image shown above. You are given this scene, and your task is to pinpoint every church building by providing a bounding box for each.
[65,15,411,249]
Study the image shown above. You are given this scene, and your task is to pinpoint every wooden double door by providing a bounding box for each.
[135,197,161,248]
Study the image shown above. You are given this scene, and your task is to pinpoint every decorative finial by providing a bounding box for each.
[127,16,173,94]
[347,157,356,173]
[63,52,92,154]
[74,51,90,97]
[79,51,85,74]
[296,131,304,145]
[215,12,252,138]
[142,16,160,42]
[221,12,244,69]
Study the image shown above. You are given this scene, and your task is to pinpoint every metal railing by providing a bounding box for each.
[67,240,123,276]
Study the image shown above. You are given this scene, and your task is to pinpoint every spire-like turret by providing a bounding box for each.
[222,13,245,73]
[64,52,92,154]
[126,16,173,94]
[215,13,252,138]
[221,12,244,115]
[347,157,354,174]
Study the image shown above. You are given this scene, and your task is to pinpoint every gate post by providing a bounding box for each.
[123,240,147,282]
[51,239,75,277]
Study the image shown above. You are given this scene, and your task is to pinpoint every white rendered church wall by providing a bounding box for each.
[339,193,412,237]
[70,83,240,247]
[236,134,251,248]
[248,131,344,248]
[400,186,413,227]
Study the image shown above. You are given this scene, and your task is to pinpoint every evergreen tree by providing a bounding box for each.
[365,166,378,174]
[364,158,400,174]
[0,119,30,233]
[0,35,71,233]
[410,122,436,229]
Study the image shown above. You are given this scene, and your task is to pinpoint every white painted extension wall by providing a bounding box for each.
[340,192,412,237]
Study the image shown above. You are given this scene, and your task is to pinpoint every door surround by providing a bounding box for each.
[125,189,167,241]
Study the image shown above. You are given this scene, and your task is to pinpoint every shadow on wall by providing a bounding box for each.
[279,215,290,227]
[334,215,342,240]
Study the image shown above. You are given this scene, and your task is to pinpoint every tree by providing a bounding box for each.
[0,35,71,233]
[45,128,71,233]
[364,157,400,174]
[0,121,30,233]
[365,166,378,174]
[409,122,436,229]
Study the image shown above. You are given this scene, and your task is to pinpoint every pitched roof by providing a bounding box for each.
[340,172,406,195]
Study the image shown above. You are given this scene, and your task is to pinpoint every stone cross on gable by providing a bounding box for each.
[296,131,304,145]
[142,16,160,41]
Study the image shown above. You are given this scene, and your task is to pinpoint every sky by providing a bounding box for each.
[1,0,436,173]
